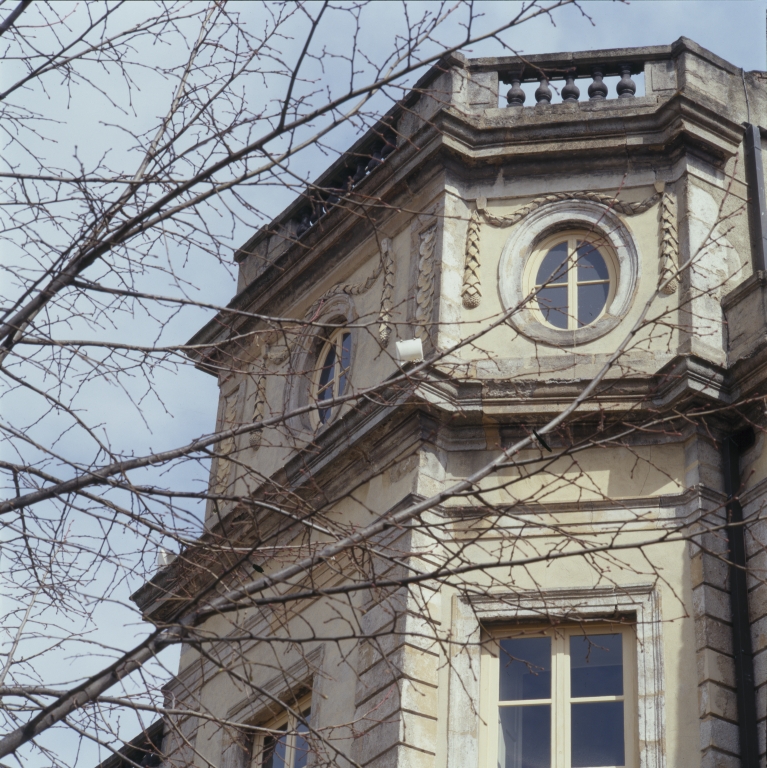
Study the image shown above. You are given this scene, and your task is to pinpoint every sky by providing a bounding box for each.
[2,1,767,765]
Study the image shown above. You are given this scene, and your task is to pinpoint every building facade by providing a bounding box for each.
[131,38,767,768]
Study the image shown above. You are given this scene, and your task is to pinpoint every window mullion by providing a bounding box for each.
[551,634,559,768]
[567,239,577,330]
[558,631,571,768]
[287,712,296,768]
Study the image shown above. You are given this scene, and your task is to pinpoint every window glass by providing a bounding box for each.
[499,705,551,768]
[261,724,288,768]
[316,330,351,425]
[536,286,568,329]
[498,637,552,768]
[576,242,609,281]
[338,332,352,397]
[571,701,624,768]
[577,283,609,327]
[570,634,623,697]
[536,242,569,285]
[499,637,551,701]
[533,237,613,330]
[570,634,624,767]
[488,628,630,768]
[293,711,311,768]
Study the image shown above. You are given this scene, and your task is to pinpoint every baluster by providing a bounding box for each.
[506,74,525,107]
[351,160,366,185]
[588,67,608,101]
[381,133,397,159]
[562,70,580,102]
[365,148,383,173]
[616,65,636,98]
[295,210,311,237]
[535,74,552,105]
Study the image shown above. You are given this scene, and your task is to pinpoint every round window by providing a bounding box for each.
[529,233,617,330]
[314,329,352,424]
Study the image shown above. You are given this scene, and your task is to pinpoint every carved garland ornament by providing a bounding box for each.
[306,237,395,346]
[248,373,267,448]
[461,187,678,308]
[658,187,679,295]
[414,224,438,341]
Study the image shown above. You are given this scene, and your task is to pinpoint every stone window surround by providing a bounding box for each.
[447,585,665,768]
[283,294,357,435]
[498,200,640,346]
[221,647,324,768]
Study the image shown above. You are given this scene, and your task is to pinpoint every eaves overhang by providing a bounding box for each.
[186,88,745,376]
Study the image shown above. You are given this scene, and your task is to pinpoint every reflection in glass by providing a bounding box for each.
[576,242,610,280]
[535,239,612,330]
[577,283,610,327]
[536,286,568,329]
[294,711,311,768]
[338,332,351,397]
[498,705,551,768]
[317,342,336,423]
[262,724,288,768]
[499,637,551,701]
[570,634,623,697]
[537,242,569,285]
[571,701,625,767]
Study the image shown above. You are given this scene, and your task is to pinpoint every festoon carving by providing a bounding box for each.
[461,189,667,309]
[248,372,267,448]
[377,237,395,346]
[657,184,678,294]
[414,224,438,341]
[305,237,395,346]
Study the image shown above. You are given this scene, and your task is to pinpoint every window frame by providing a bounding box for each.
[498,199,640,347]
[311,328,352,428]
[250,695,312,768]
[525,231,619,331]
[479,623,638,768]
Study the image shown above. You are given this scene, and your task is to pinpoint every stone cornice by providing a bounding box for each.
[186,54,746,366]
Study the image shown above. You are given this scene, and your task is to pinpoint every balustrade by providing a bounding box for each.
[503,62,641,107]
[291,126,397,239]
[288,53,648,241]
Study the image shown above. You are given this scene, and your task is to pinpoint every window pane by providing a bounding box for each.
[536,242,569,285]
[576,242,610,281]
[570,634,623,697]
[318,344,336,423]
[262,726,288,768]
[571,701,625,767]
[499,637,551,701]
[338,333,352,396]
[577,283,609,327]
[318,345,336,393]
[536,286,568,329]
[498,704,551,768]
[293,710,311,768]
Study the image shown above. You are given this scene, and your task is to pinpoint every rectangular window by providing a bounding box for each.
[481,626,636,768]
[251,698,311,768]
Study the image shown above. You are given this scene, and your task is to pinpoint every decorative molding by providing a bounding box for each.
[462,206,482,308]
[248,373,267,449]
[414,224,437,340]
[377,238,395,346]
[303,237,395,346]
[658,186,679,294]
[499,198,640,346]
[448,584,666,768]
[462,190,661,309]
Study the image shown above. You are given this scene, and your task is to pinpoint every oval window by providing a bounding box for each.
[315,330,352,424]
[533,235,616,330]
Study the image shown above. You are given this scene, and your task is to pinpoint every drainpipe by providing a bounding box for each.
[744,123,767,272]
[722,430,758,768]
